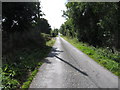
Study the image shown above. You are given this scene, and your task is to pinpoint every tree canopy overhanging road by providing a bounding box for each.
[30,36,118,88]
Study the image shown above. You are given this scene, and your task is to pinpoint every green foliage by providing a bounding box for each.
[2,2,52,55]
[40,18,51,34]
[41,33,51,41]
[2,29,46,55]
[2,2,42,32]
[22,81,31,89]
[62,36,120,77]
[46,38,56,46]
[51,28,59,37]
[22,69,38,89]
[2,2,55,89]
[60,2,119,50]
[2,65,20,89]
[1,38,55,89]
[60,2,120,77]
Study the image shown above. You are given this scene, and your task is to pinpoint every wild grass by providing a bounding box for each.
[62,36,120,77]
[1,37,55,89]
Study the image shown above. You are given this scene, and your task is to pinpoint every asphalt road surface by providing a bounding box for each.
[30,36,118,88]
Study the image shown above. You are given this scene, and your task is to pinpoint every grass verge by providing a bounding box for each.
[21,38,55,89]
[61,36,120,77]
[1,38,55,89]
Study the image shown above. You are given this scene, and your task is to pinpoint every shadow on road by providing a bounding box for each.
[55,55,88,77]
[42,47,63,64]
[43,47,88,77]
[48,47,64,57]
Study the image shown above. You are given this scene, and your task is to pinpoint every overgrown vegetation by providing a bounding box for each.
[62,36,120,77]
[21,38,55,89]
[1,2,55,89]
[1,36,55,89]
[60,2,120,51]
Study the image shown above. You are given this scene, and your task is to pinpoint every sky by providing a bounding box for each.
[40,0,67,29]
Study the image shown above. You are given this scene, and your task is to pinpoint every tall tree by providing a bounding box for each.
[40,18,51,34]
[2,2,45,55]
[60,2,119,50]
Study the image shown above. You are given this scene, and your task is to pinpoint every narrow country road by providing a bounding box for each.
[30,36,118,88]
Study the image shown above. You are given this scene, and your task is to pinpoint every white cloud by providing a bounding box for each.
[40,0,67,29]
